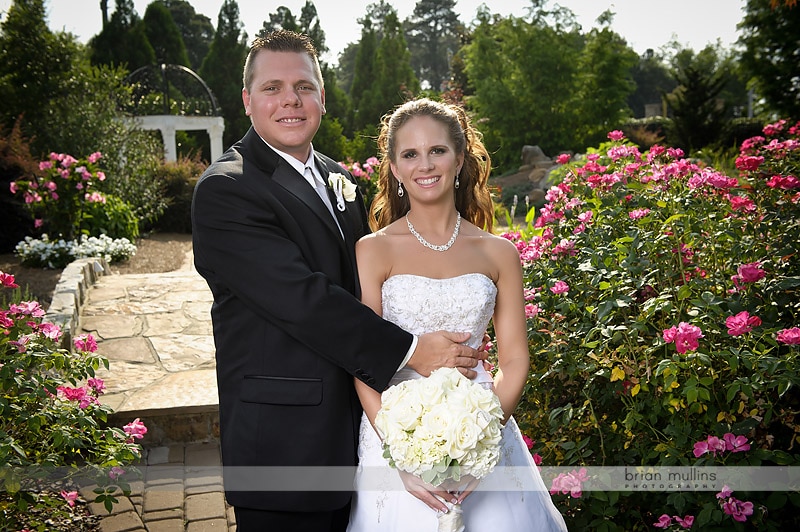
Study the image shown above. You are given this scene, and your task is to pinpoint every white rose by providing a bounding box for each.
[415,376,445,407]
[421,403,453,440]
[446,411,482,461]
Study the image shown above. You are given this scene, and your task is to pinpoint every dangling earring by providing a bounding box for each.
[455,176,460,189]
[397,182,404,197]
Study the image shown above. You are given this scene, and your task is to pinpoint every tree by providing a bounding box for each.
[462,4,583,170]
[666,47,731,153]
[569,11,638,148]
[89,0,155,71]
[738,0,800,118]
[335,0,395,100]
[627,49,676,118]
[143,1,190,66]
[350,21,379,132]
[199,0,249,149]
[404,0,462,91]
[0,0,82,151]
[161,0,215,72]
[355,12,419,136]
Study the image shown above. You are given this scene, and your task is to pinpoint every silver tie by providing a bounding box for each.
[306,166,343,237]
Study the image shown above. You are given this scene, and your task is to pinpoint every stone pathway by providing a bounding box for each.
[54,249,238,531]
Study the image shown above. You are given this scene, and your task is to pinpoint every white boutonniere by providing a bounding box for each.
[328,172,357,211]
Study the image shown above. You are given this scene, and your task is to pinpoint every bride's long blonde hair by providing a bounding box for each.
[368,98,494,233]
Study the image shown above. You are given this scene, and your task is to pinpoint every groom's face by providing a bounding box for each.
[242,50,326,162]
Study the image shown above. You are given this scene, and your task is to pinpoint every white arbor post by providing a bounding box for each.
[131,115,225,162]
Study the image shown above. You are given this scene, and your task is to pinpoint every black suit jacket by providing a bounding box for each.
[191,127,412,511]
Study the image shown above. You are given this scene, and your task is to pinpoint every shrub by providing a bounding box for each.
[0,271,147,529]
[10,151,140,241]
[0,119,39,253]
[338,157,380,209]
[504,121,800,530]
[81,194,140,241]
[151,154,207,234]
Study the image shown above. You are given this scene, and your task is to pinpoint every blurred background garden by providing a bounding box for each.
[1,0,799,530]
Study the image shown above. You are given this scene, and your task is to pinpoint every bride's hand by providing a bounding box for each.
[441,475,481,504]
[397,470,458,512]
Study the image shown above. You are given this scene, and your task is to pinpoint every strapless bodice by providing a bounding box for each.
[381,273,497,385]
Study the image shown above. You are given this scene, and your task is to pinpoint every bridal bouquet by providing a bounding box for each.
[374,367,504,531]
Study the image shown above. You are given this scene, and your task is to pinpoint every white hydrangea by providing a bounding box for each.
[15,234,137,268]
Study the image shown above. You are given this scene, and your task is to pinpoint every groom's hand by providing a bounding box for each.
[407,331,487,379]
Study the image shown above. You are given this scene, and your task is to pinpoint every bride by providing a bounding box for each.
[347,98,567,531]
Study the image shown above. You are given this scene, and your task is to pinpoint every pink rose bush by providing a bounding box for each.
[506,120,800,529]
[1,270,147,524]
[10,152,108,240]
[338,157,380,207]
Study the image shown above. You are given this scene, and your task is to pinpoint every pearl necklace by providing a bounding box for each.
[405,212,461,252]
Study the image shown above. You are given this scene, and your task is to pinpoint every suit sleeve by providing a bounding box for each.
[192,161,411,392]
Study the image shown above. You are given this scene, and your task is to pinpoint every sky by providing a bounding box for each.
[1,0,746,63]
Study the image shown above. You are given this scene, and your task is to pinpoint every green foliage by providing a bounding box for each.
[151,154,207,233]
[462,5,585,171]
[350,23,380,132]
[0,119,40,252]
[0,275,146,526]
[570,17,638,148]
[666,47,738,154]
[505,121,800,529]
[162,0,215,72]
[404,0,462,91]
[0,0,84,143]
[198,0,249,149]
[88,0,155,70]
[738,0,800,119]
[627,49,676,119]
[143,1,190,66]
[81,194,140,241]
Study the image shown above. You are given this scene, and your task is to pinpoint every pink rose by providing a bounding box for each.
[550,280,570,295]
[725,311,762,336]
[776,327,800,345]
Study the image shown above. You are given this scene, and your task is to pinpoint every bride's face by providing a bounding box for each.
[390,116,464,204]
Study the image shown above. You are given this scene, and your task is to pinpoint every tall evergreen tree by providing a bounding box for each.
[738,0,800,119]
[161,0,214,72]
[143,1,190,66]
[199,0,249,149]
[404,0,462,91]
[667,47,732,153]
[355,11,419,156]
[0,0,82,147]
[89,0,155,71]
[350,22,379,132]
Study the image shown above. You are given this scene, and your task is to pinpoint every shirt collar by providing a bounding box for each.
[257,136,316,178]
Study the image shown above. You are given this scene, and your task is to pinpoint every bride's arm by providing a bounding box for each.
[490,238,532,423]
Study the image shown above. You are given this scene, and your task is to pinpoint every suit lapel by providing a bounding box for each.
[313,156,356,248]
[271,161,344,241]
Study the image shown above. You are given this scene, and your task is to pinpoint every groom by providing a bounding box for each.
[191,30,485,532]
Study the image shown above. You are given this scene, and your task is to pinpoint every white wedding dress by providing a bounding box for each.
[347,273,567,531]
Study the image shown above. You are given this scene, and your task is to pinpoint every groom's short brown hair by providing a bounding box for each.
[243,30,323,93]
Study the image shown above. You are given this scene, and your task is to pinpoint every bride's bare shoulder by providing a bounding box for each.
[357,220,406,252]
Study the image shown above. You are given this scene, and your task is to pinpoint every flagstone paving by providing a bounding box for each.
[50,250,237,531]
